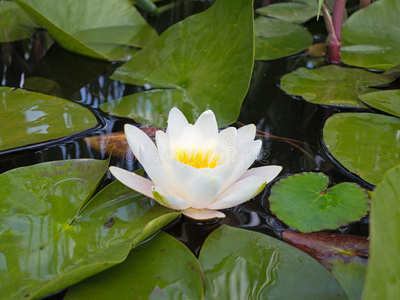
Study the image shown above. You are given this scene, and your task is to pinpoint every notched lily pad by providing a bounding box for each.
[255,16,313,60]
[341,0,400,71]
[358,90,400,118]
[256,0,318,24]
[0,87,98,152]
[269,172,370,233]
[280,65,395,107]
[64,232,203,300]
[199,225,347,299]
[109,0,254,127]
[14,0,158,61]
[323,113,400,186]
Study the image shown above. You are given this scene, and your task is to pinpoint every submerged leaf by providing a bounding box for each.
[64,232,203,300]
[14,0,158,60]
[199,225,347,299]
[342,0,400,71]
[0,162,179,299]
[323,113,400,185]
[109,0,254,127]
[363,165,400,299]
[280,65,395,107]
[0,87,98,152]
[255,16,313,60]
[269,172,370,233]
[358,90,400,118]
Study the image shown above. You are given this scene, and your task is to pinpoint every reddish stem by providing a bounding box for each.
[360,0,371,8]
[332,0,346,42]
[322,4,341,64]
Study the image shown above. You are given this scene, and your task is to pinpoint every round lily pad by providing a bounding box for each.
[323,113,400,186]
[255,16,313,60]
[256,0,317,24]
[280,65,395,107]
[358,90,400,118]
[269,172,370,233]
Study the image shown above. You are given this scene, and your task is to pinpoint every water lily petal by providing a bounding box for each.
[109,166,154,199]
[152,186,191,210]
[217,127,237,161]
[207,176,266,210]
[155,130,172,170]
[237,124,256,145]
[183,208,225,220]
[194,110,218,138]
[166,107,189,137]
[238,165,282,183]
[220,139,262,192]
[186,175,223,209]
[125,124,157,160]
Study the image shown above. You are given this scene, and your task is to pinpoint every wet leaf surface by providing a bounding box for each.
[0,160,179,299]
[255,16,313,60]
[256,0,317,24]
[269,172,370,233]
[14,0,157,60]
[323,113,400,185]
[109,0,254,127]
[363,166,400,299]
[342,0,400,71]
[64,232,203,300]
[358,90,400,118]
[199,225,347,300]
[0,87,98,152]
[280,65,395,107]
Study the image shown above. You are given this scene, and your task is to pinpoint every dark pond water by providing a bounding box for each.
[0,0,372,298]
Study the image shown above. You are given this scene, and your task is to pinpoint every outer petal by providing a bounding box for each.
[217,127,237,161]
[166,107,189,136]
[155,130,172,170]
[185,175,223,209]
[207,176,266,210]
[194,110,218,138]
[125,124,157,161]
[219,140,262,192]
[109,166,154,199]
[152,186,191,210]
[183,208,225,220]
[237,124,256,145]
[238,165,283,183]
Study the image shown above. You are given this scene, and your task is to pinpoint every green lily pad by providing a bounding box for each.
[255,16,313,60]
[269,172,370,233]
[64,232,203,300]
[199,225,347,299]
[0,161,179,299]
[363,165,400,299]
[0,87,98,152]
[0,1,38,42]
[256,0,317,24]
[14,0,157,61]
[358,90,400,118]
[383,64,400,77]
[109,0,254,127]
[280,65,394,107]
[341,0,400,71]
[323,113,400,186]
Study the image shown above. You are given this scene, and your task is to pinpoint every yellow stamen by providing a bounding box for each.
[174,147,222,169]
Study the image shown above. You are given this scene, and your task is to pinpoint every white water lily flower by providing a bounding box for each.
[109,107,282,220]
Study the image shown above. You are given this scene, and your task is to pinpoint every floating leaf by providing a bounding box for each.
[0,87,98,152]
[323,113,400,185]
[269,172,370,233]
[282,231,367,299]
[0,1,38,42]
[362,165,400,299]
[100,89,198,128]
[341,0,400,71]
[383,64,400,77]
[256,0,317,24]
[84,128,158,159]
[64,232,203,299]
[199,225,347,299]
[255,16,313,60]
[358,90,400,118]
[305,43,327,57]
[109,0,254,127]
[14,0,158,61]
[0,161,179,299]
[280,65,394,107]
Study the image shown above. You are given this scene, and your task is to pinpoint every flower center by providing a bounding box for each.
[174,147,222,169]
